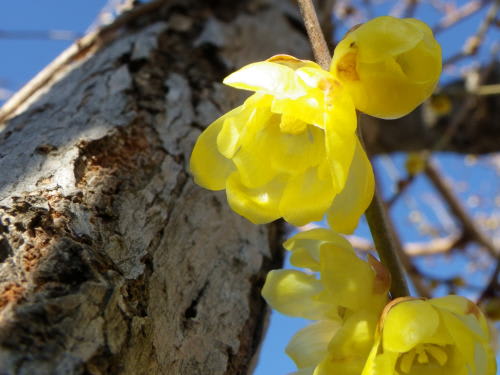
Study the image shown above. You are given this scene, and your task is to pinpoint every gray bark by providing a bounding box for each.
[0,0,311,373]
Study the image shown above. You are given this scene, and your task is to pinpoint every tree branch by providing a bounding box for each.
[297,0,332,69]
[425,160,498,257]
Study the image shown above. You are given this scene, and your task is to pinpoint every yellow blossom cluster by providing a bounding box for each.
[262,229,390,375]
[189,13,496,375]
[263,230,496,375]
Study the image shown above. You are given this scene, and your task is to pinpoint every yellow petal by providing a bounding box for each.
[324,93,357,192]
[382,300,439,352]
[231,109,280,188]
[261,269,334,320]
[286,320,341,369]
[284,229,348,271]
[319,242,375,311]
[337,16,424,64]
[223,61,305,98]
[316,310,380,375]
[271,124,326,175]
[225,172,285,224]
[267,54,320,70]
[190,110,236,190]
[216,108,249,158]
[271,96,325,128]
[280,167,335,226]
[327,137,374,234]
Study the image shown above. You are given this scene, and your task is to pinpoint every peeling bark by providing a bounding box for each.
[0,1,311,373]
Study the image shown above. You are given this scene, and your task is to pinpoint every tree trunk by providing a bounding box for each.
[0,0,311,373]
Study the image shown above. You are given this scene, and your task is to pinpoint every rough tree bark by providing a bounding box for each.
[0,0,311,373]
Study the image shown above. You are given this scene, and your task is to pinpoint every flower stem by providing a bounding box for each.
[296,0,410,298]
[364,188,411,298]
[297,0,332,69]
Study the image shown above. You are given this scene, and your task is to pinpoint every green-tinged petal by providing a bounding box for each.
[383,300,439,352]
[279,167,335,226]
[261,269,335,320]
[190,111,236,190]
[286,320,341,369]
[429,295,489,339]
[437,309,494,374]
[284,229,348,271]
[225,172,284,224]
[395,39,441,84]
[320,242,374,311]
[223,61,305,98]
[362,349,399,375]
[316,310,379,375]
[327,137,374,234]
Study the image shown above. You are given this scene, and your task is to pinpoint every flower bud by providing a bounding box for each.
[331,16,442,119]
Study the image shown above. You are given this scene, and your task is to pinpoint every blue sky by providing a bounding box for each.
[0,1,498,374]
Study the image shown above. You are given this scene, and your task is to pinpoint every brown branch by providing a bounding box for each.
[297,0,332,69]
[425,161,498,258]
[0,0,168,125]
[478,258,500,303]
[386,175,416,208]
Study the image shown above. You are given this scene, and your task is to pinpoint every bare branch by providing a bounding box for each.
[433,0,490,34]
[425,161,498,257]
[297,0,332,69]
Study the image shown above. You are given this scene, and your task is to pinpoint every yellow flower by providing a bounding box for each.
[331,16,442,119]
[261,229,390,374]
[190,55,373,229]
[361,296,497,375]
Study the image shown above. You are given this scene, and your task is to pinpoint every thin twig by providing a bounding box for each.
[433,0,489,34]
[444,0,500,66]
[297,0,332,69]
[425,161,498,257]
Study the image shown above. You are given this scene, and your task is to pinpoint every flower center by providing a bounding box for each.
[398,344,448,373]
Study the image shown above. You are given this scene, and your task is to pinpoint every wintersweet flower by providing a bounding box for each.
[261,229,390,374]
[361,296,497,375]
[331,16,442,119]
[190,55,374,229]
